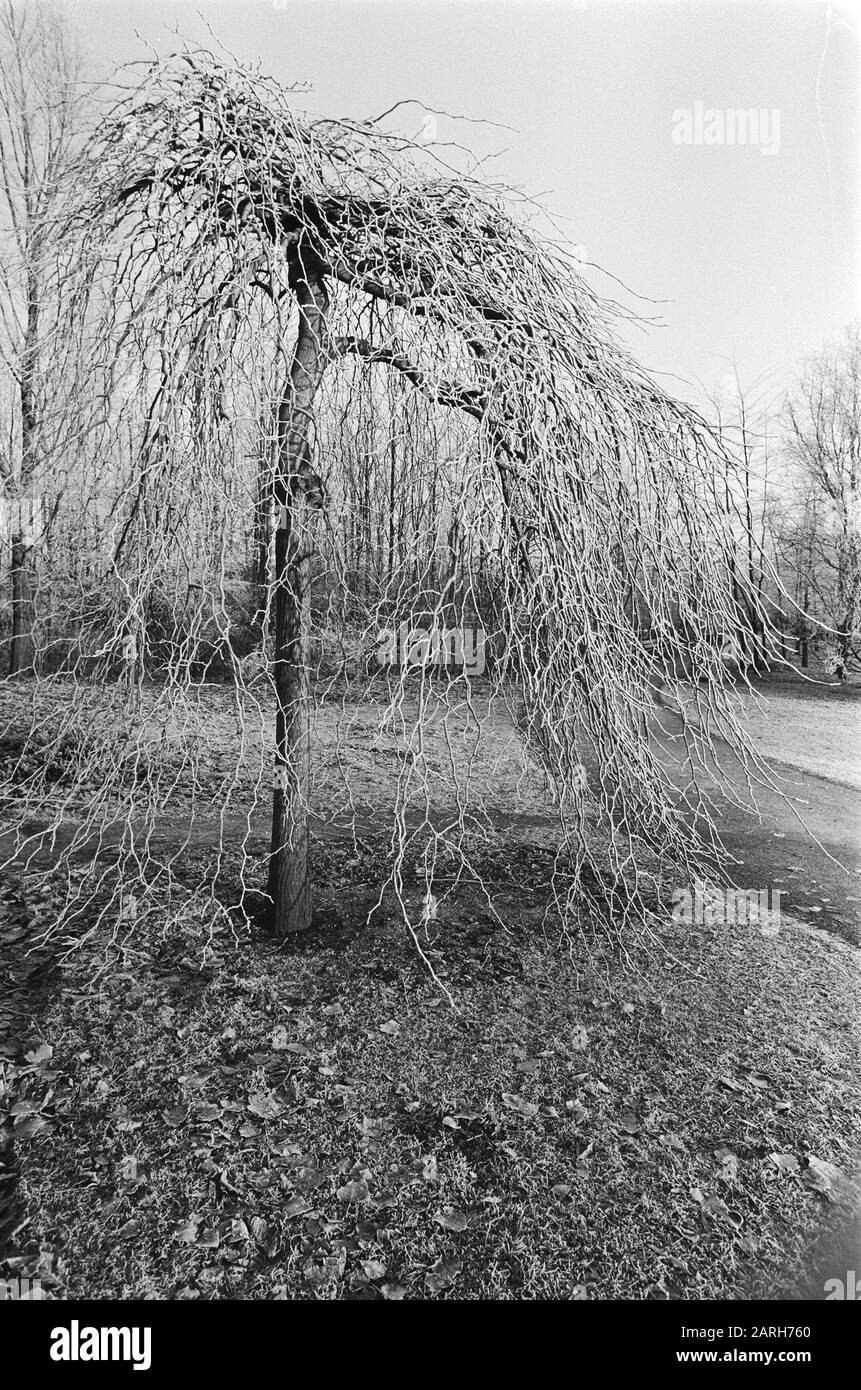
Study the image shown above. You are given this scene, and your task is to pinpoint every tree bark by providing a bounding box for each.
[8,269,39,677]
[9,530,34,675]
[266,256,328,934]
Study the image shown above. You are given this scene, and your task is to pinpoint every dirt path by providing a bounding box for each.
[650,725,861,1300]
[643,706,861,944]
[706,766,860,946]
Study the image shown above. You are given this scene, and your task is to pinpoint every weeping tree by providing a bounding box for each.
[1,49,790,950]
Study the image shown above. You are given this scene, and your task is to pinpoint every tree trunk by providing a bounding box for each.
[251,432,273,637]
[9,271,39,677]
[266,257,328,934]
[9,529,34,676]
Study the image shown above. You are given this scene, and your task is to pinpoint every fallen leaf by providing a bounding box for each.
[283,1196,308,1218]
[576,1139,594,1176]
[303,1245,347,1285]
[227,1218,249,1244]
[337,1179,370,1203]
[247,1092,282,1120]
[767,1152,800,1176]
[745,1071,772,1090]
[565,1099,589,1125]
[501,1092,539,1119]
[714,1146,739,1181]
[434,1208,467,1232]
[13,1114,50,1140]
[426,1257,462,1294]
[11,1100,41,1117]
[700,1195,729,1219]
[803,1155,853,1201]
[194,1104,222,1124]
[249,1217,269,1245]
[659,1133,686,1152]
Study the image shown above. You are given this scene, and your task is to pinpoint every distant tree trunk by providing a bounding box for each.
[267,258,328,935]
[9,533,34,674]
[251,430,274,636]
[388,436,396,579]
[9,274,39,677]
[0,5,86,677]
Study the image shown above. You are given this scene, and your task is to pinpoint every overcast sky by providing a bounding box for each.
[70,0,859,409]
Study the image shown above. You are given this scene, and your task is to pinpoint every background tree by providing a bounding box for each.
[704,364,783,670]
[0,1,87,676]
[778,324,861,676]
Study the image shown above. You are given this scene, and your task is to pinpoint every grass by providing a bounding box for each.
[1,675,859,1300]
[1,837,858,1300]
[738,678,861,790]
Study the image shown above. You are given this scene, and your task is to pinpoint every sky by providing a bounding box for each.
[66,0,860,410]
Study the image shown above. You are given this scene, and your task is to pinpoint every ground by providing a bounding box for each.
[737,675,861,791]
[0,676,858,1300]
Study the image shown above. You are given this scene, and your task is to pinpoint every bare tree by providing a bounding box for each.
[705,365,783,670]
[0,50,787,953]
[781,323,861,675]
[0,0,85,675]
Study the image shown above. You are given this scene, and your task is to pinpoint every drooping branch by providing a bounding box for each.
[12,44,796,952]
[332,335,486,420]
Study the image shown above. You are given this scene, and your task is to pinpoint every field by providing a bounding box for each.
[738,678,861,790]
[0,677,858,1300]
